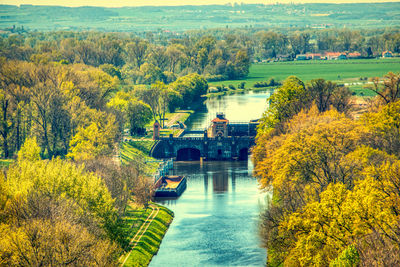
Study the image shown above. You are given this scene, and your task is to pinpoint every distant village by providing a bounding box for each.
[261,50,395,63]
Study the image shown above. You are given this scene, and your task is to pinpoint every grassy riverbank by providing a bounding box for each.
[120,141,159,173]
[121,203,174,267]
[119,141,174,267]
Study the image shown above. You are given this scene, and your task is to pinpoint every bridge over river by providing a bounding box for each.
[150,114,259,161]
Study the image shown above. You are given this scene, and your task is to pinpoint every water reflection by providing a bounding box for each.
[151,161,268,267]
[186,90,271,129]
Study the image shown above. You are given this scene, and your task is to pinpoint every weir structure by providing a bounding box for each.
[150,113,259,161]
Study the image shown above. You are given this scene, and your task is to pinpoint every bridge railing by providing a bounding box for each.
[187,128,207,132]
[229,121,252,124]
[158,136,255,141]
[152,158,174,182]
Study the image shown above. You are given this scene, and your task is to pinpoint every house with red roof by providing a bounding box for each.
[348,52,361,59]
[210,113,229,138]
[325,52,341,60]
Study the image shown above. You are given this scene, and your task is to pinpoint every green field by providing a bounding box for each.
[210,58,400,88]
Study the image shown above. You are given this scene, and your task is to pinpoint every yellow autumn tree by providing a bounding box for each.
[0,158,121,265]
[362,100,400,157]
[254,98,400,266]
[17,137,41,162]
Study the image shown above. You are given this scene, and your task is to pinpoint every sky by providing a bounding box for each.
[0,0,397,7]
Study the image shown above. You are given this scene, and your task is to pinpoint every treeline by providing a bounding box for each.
[190,27,400,60]
[0,31,250,83]
[253,72,400,265]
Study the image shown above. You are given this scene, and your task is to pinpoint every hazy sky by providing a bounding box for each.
[0,0,396,7]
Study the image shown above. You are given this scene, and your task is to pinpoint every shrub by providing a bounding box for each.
[254,81,269,88]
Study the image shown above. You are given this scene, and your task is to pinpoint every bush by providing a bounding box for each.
[204,74,226,82]
[254,78,281,88]
[238,82,246,89]
[267,77,276,86]
[254,81,269,88]
[228,84,236,90]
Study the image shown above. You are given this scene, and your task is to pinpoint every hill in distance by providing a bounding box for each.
[0,2,399,31]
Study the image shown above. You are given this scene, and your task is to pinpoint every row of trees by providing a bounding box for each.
[0,32,251,83]
[253,72,400,265]
[191,27,400,60]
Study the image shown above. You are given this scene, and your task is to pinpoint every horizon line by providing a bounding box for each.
[1,1,399,8]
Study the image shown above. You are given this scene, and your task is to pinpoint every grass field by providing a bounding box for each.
[210,58,400,88]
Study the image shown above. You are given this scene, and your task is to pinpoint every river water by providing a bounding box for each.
[150,90,272,267]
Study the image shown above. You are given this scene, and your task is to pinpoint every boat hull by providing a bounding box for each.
[154,176,187,198]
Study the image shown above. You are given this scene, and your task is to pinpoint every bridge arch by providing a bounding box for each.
[238,147,249,161]
[176,147,201,161]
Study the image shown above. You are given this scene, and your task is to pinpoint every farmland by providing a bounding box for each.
[209,58,400,89]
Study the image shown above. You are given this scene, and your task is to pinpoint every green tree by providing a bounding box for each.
[308,79,351,113]
[170,73,208,109]
[234,50,250,78]
[127,100,152,135]
[258,76,309,134]
[125,39,148,69]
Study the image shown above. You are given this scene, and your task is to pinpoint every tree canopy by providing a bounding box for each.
[254,72,400,266]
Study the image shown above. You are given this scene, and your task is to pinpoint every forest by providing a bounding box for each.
[253,72,400,265]
[0,30,212,265]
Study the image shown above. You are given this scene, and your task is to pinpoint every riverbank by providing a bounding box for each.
[118,142,175,267]
[120,203,174,267]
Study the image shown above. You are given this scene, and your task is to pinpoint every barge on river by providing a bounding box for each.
[154,175,187,197]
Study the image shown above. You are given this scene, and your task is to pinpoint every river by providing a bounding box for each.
[150,90,272,267]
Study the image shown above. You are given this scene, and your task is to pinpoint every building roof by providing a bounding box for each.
[306,53,322,57]
[348,52,361,57]
[212,117,229,123]
[325,52,342,56]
